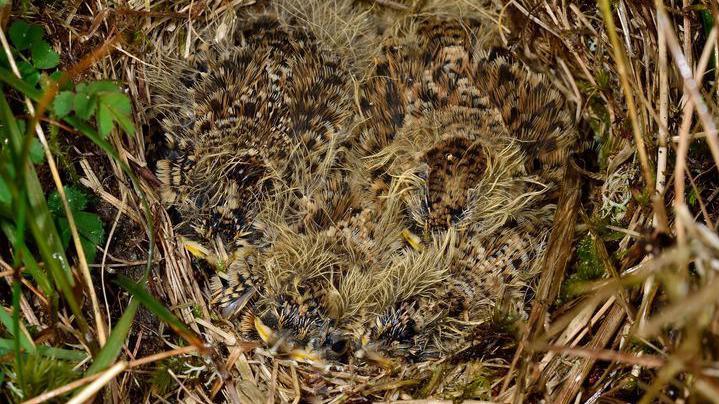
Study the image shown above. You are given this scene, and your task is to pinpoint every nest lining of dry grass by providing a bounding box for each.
[4,0,719,402]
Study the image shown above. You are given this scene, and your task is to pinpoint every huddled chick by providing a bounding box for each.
[153,4,576,370]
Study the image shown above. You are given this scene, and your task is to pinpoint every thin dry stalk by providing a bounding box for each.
[553,304,626,403]
[655,0,669,202]
[659,10,719,176]
[675,27,718,240]
[506,166,581,402]
[598,0,654,194]
[100,190,127,333]
[66,361,128,404]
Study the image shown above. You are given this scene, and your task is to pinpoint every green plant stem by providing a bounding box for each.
[1,48,160,377]
[0,89,91,343]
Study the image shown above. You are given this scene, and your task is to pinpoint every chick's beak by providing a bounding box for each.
[254,316,278,345]
[253,317,326,367]
[355,342,396,370]
[289,348,325,367]
[183,238,212,260]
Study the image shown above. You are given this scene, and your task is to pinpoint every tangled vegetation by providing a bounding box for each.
[1,0,719,402]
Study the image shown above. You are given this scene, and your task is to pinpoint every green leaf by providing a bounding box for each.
[74,211,105,263]
[29,138,45,164]
[81,238,98,264]
[101,92,131,114]
[48,71,71,91]
[49,70,62,81]
[73,90,96,120]
[52,91,74,118]
[18,61,39,87]
[55,217,71,249]
[8,21,43,51]
[48,186,89,215]
[48,187,104,263]
[100,93,134,135]
[74,211,104,245]
[30,40,60,70]
[88,81,120,94]
[96,104,113,137]
[54,214,105,263]
[0,66,43,100]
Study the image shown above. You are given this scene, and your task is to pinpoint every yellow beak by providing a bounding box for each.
[289,349,324,366]
[254,317,276,345]
[356,344,396,370]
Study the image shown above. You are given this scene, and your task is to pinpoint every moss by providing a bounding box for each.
[2,355,78,402]
[460,371,492,400]
[560,235,605,300]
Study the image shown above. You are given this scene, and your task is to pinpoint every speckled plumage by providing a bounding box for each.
[154,11,576,370]
[156,16,353,244]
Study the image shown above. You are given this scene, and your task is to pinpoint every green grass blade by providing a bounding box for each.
[0,304,35,355]
[0,225,53,298]
[0,90,90,339]
[114,275,205,349]
[11,281,26,393]
[0,202,11,217]
[85,299,139,376]
[0,338,87,361]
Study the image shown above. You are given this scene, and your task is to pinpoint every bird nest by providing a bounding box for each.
[5,0,719,403]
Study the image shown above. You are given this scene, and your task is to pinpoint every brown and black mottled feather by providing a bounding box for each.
[156,15,354,245]
[351,17,576,356]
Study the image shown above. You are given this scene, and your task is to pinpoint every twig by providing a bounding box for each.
[22,371,107,404]
[128,345,198,368]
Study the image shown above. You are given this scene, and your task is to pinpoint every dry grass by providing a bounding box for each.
[4,0,719,402]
